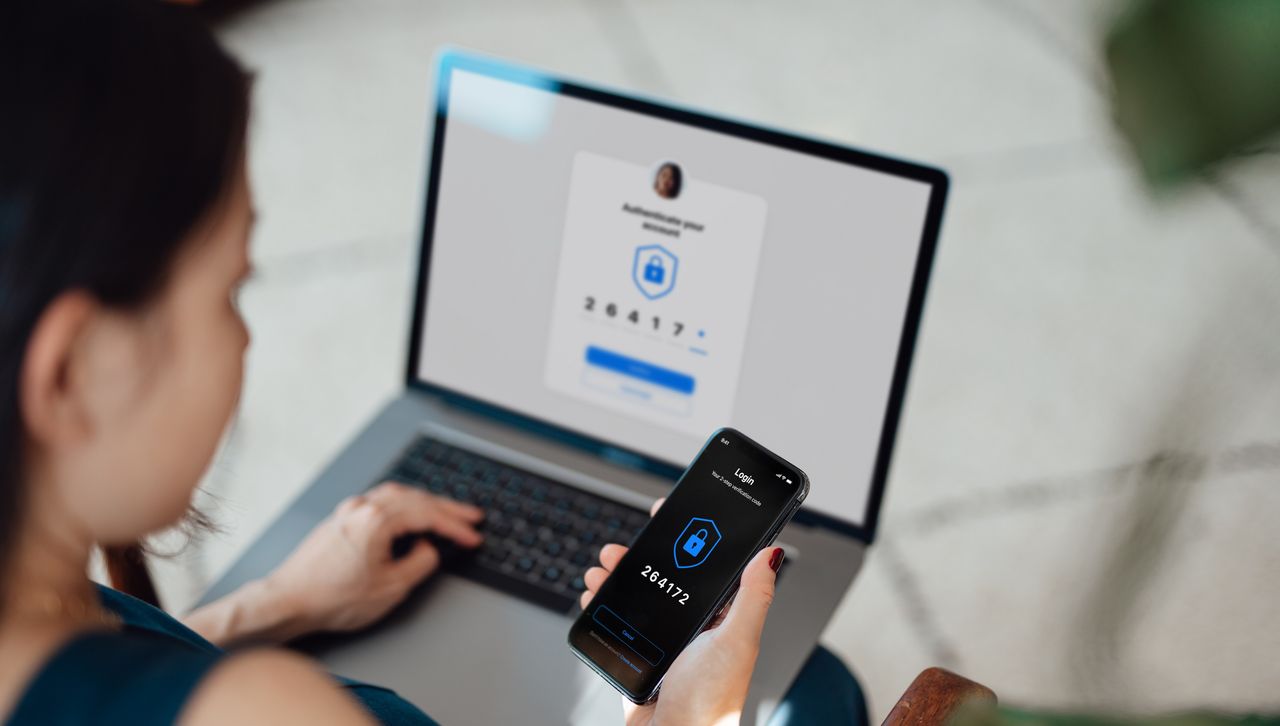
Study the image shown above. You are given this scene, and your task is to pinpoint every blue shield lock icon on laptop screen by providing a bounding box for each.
[632,244,678,300]
[673,517,720,569]
[643,255,665,284]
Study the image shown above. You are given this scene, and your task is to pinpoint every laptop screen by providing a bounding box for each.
[412,54,945,535]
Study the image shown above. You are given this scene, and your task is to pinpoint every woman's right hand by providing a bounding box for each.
[261,482,484,636]
[186,482,484,647]
[581,499,784,726]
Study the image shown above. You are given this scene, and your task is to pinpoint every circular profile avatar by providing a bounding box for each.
[653,161,683,199]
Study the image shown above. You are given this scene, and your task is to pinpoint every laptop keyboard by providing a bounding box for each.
[377,436,650,613]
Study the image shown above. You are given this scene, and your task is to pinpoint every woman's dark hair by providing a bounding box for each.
[0,0,250,607]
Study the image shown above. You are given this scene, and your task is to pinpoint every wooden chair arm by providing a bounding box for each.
[881,667,997,726]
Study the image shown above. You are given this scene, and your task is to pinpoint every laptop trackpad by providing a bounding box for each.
[294,574,623,725]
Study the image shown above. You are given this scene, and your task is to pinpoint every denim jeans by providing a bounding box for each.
[769,646,869,726]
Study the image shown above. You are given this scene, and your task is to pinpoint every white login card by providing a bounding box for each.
[544,151,768,436]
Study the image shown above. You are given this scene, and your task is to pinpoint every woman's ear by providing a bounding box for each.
[19,290,101,448]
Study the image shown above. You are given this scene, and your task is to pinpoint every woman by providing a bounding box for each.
[654,162,683,199]
[0,2,864,724]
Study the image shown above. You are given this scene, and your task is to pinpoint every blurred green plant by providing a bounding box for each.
[931,6,1280,726]
[1107,0,1280,186]
[953,703,1280,726]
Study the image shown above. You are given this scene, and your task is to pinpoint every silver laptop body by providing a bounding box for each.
[201,50,948,726]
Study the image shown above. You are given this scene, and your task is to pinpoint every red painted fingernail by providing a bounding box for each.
[769,547,785,572]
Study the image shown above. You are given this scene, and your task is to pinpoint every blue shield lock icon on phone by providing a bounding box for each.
[683,528,707,556]
[674,517,720,569]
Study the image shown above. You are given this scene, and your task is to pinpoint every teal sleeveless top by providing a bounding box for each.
[5,585,439,726]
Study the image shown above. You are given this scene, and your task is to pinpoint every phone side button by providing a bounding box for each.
[592,605,665,667]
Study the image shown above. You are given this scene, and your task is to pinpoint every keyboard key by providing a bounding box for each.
[481,548,509,565]
[377,436,646,613]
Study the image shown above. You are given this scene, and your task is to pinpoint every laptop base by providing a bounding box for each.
[199,391,864,725]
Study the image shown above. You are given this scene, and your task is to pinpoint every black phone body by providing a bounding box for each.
[567,427,809,703]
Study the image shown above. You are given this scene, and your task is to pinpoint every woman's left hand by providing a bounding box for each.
[185,482,483,646]
[579,497,782,726]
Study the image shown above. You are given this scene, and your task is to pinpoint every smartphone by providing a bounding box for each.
[567,427,809,703]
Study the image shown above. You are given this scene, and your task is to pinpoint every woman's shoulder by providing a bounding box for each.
[178,648,374,726]
[76,586,435,726]
[95,584,220,652]
[8,626,372,726]
[88,585,432,726]
[8,626,226,725]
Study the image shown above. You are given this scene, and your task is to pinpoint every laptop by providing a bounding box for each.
[199,50,948,725]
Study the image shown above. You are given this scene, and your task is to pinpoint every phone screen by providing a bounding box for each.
[567,428,808,702]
